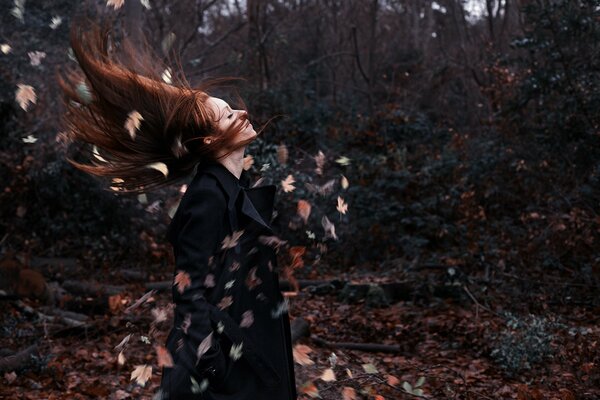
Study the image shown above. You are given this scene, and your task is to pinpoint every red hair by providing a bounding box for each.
[55,15,267,194]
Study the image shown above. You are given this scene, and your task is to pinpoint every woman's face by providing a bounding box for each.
[205,96,257,145]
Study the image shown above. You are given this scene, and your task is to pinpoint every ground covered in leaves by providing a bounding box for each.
[1,258,599,400]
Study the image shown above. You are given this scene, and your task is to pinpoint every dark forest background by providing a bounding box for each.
[1,1,599,399]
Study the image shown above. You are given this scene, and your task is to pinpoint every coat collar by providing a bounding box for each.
[197,160,276,232]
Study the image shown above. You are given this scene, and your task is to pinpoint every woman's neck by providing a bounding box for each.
[216,147,246,180]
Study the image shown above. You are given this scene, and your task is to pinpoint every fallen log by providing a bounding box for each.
[0,344,39,373]
[310,334,401,353]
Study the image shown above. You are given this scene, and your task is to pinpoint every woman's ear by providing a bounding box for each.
[203,136,215,145]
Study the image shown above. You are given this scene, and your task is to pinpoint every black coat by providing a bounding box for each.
[158,160,297,400]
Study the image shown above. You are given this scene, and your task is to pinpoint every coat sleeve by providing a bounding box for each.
[170,183,229,386]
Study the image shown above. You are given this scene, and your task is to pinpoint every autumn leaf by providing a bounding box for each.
[300,381,320,398]
[117,350,126,365]
[197,332,214,361]
[114,333,132,352]
[297,200,311,224]
[204,273,216,288]
[174,270,191,294]
[336,155,352,166]
[146,162,169,177]
[1,44,12,54]
[217,295,233,310]
[245,266,262,290]
[75,81,93,105]
[362,363,379,374]
[22,135,37,144]
[293,344,314,366]
[277,144,289,165]
[161,67,172,84]
[240,310,254,328]
[130,364,152,387]
[342,387,357,400]
[151,307,168,324]
[92,145,108,163]
[15,83,36,111]
[320,368,336,382]
[314,150,326,175]
[28,51,46,66]
[281,175,296,192]
[337,196,348,215]
[322,215,338,240]
[229,342,243,361]
[305,179,336,196]
[49,16,62,29]
[125,110,144,140]
[340,175,349,189]
[155,345,174,368]
[258,235,288,249]
[221,230,244,249]
[106,0,124,10]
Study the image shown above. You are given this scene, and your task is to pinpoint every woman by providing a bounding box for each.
[56,16,297,400]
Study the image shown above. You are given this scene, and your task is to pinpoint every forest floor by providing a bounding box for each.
[1,257,599,400]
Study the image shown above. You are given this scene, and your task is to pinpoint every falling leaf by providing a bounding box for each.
[224,279,235,290]
[190,376,209,393]
[217,295,233,310]
[281,175,296,192]
[146,161,169,177]
[155,345,174,368]
[240,310,254,328]
[1,44,12,54]
[321,215,338,240]
[117,350,126,365]
[342,387,357,400]
[130,364,152,387]
[260,163,270,171]
[243,154,254,170]
[49,15,62,29]
[22,135,37,144]
[293,344,314,366]
[140,0,151,9]
[106,0,124,10]
[277,144,288,165]
[204,273,216,288]
[161,67,172,84]
[340,175,349,189]
[11,1,25,22]
[76,81,92,105]
[245,266,262,290]
[258,235,288,248]
[174,270,191,294]
[300,381,320,398]
[92,145,108,162]
[305,179,336,196]
[28,50,46,66]
[336,156,352,166]
[320,368,336,382]
[125,110,144,140]
[172,134,188,158]
[329,352,338,368]
[196,332,214,361]
[228,261,241,272]
[229,342,243,361]
[221,230,244,249]
[161,33,176,56]
[306,230,315,239]
[362,363,379,374]
[181,313,191,334]
[114,333,132,352]
[336,196,348,215]
[314,150,326,175]
[15,83,36,111]
[387,374,400,387]
[271,297,289,319]
[297,200,311,224]
[151,307,168,323]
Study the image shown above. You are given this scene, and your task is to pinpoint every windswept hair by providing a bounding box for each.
[56,15,266,194]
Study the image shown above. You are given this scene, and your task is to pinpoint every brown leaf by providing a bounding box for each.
[155,345,174,368]
[297,200,311,224]
[173,270,191,294]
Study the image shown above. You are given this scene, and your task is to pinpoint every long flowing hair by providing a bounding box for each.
[56,15,266,194]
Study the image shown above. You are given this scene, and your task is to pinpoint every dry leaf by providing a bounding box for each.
[155,345,174,368]
[125,110,144,140]
[277,144,289,165]
[300,381,319,398]
[107,0,125,10]
[342,387,357,400]
[1,44,12,54]
[221,230,244,249]
[336,196,348,215]
[218,295,233,310]
[130,364,152,387]
[173,270,191,294]
[15,83,36,111]
[117,350,126,365]
[240,310,254,328]
[293,344,314,366]
[297,200,311,224]
[320,367,336,382]
[321,215,338,240]
[146,162,169,177]
[340,175,349,189]
[197,332,214,361]
[28,51,46,66]
[49,16,62,29]
[281,175,296,192]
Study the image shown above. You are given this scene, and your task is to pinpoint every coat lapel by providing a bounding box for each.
[198,161,275,233]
